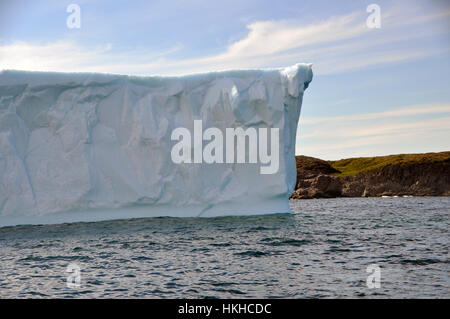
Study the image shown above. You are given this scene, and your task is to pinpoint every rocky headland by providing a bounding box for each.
[290,152,450,199]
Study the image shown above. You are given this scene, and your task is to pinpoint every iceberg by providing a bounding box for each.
[0,64,312,226]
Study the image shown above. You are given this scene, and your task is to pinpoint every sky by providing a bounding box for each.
[0,0,449,160]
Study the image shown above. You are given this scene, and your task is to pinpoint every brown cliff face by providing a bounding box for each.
[290,152,450,199]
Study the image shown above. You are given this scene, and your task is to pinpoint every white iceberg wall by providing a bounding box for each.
[0,64,312,226]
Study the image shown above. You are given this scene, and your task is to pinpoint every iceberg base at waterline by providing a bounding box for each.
[0,64,312,226]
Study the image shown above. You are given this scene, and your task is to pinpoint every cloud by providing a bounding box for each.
[0,41,107,71]
[298,129,450,160]
[297,103,450,159]
[0,40,182,74]
[216,13,366,59]
[301,103,450,125]
[1,7,448,75]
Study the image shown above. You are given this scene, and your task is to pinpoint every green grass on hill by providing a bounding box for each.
[328,151,450,177]
[295,155,341,174]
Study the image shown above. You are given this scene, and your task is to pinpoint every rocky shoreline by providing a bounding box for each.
[290,152,450,199]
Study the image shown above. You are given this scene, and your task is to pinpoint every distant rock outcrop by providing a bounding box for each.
[290,152,450,199]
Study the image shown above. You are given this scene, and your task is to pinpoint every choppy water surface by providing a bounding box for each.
[0,197,448,298]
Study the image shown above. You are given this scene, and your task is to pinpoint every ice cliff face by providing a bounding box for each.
[0,64,312,226]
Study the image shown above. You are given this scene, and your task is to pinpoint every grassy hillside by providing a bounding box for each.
[295,155,341,174]
[327,152,450,177]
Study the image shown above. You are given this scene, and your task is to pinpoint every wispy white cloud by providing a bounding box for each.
[298,128,450,160]
[0,41,182,74]
[301,103,450,125]
[214,13,366,59]
[1,7,448,75]
[301,116,450,139]
[297,103,450,159]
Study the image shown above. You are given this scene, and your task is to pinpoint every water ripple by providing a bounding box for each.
[0,197,448,298]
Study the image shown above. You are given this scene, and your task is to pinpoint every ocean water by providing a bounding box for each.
[0,197,448,298]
